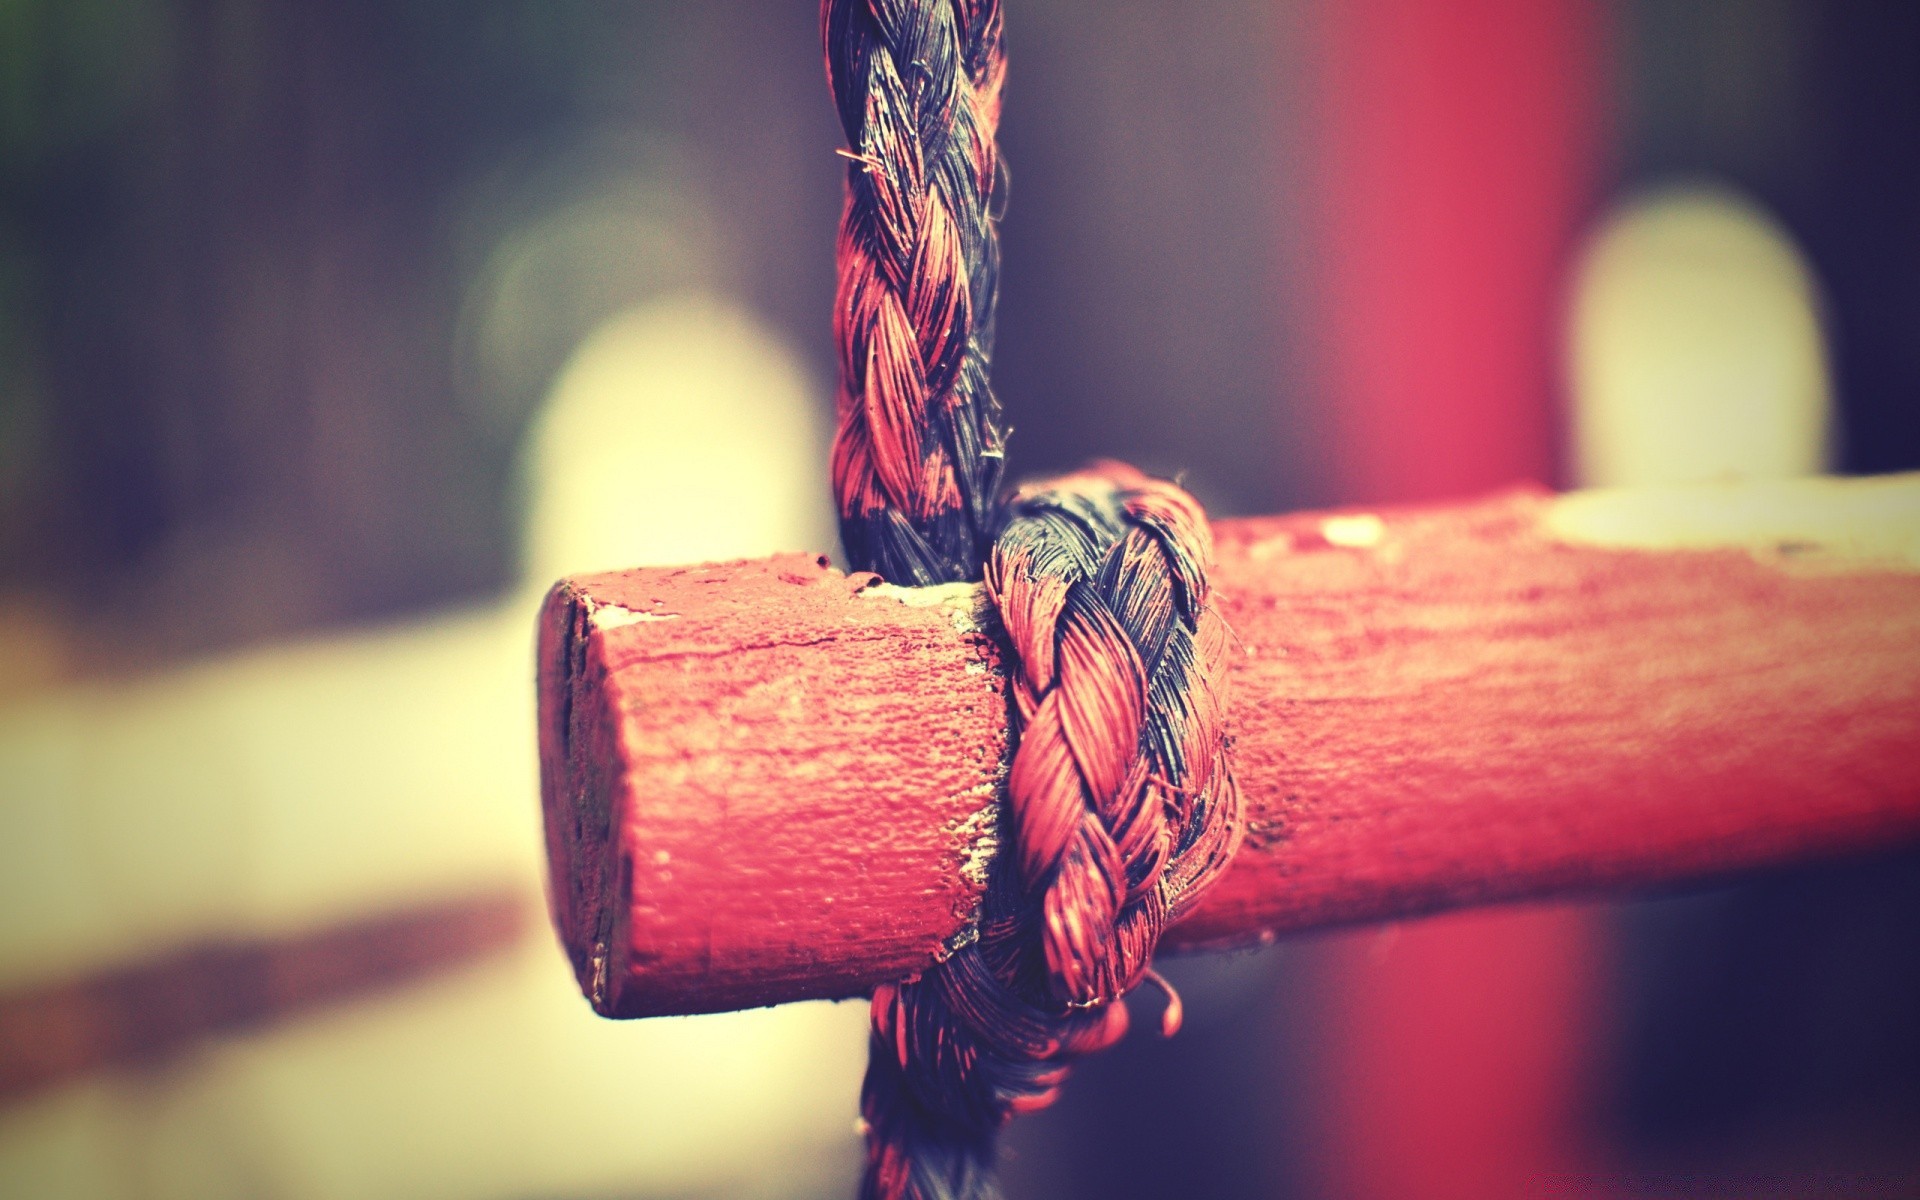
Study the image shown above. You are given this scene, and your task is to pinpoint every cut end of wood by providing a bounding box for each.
[536,581,621,1012]
[537,554,1010,1018]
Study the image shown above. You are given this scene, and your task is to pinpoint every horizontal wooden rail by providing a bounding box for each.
[538,476,1920,1019]
[0,890,528,1102]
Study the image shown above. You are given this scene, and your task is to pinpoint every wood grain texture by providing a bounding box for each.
[539,480,1920,1018]
[539,556,1009,1018]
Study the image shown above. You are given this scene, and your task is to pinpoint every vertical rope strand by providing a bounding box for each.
[823,7,1241,1197]
[825,0,1008,586]
[855,465,1242,1200]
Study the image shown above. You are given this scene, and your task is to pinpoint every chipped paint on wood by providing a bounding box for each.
[540,480,1920,1017]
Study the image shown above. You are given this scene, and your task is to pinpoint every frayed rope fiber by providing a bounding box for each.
[858,466,1243,1200]
[824,4,1242,1198]
[825,0,1006,585]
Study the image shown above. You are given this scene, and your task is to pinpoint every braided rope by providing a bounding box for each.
[823,4,1241,1196]
[858,465,1242,1200]
[989,466,1240,1010]
[825,0,1008,585]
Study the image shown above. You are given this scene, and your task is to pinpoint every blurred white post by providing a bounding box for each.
[1568,184,1833,488]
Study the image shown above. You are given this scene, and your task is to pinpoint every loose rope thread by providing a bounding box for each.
[824,4,1241,1197]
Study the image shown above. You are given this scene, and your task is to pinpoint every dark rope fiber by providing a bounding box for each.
[857,466,1242,1200]
[823,5,1241,1198]
[825,0,1007,585]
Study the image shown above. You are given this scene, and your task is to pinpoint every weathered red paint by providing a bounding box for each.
[539,490,1920,1019]
[538,554,1010,1019]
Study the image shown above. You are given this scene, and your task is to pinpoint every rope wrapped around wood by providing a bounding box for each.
[859,466,1243,1200]
[823,3,1242,1196]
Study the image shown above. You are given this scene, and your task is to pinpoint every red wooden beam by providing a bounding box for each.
[538,481,1920,1019]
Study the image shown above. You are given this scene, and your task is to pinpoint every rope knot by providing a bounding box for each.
[858,463,1241,1200]
[988,463,1239,1010]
